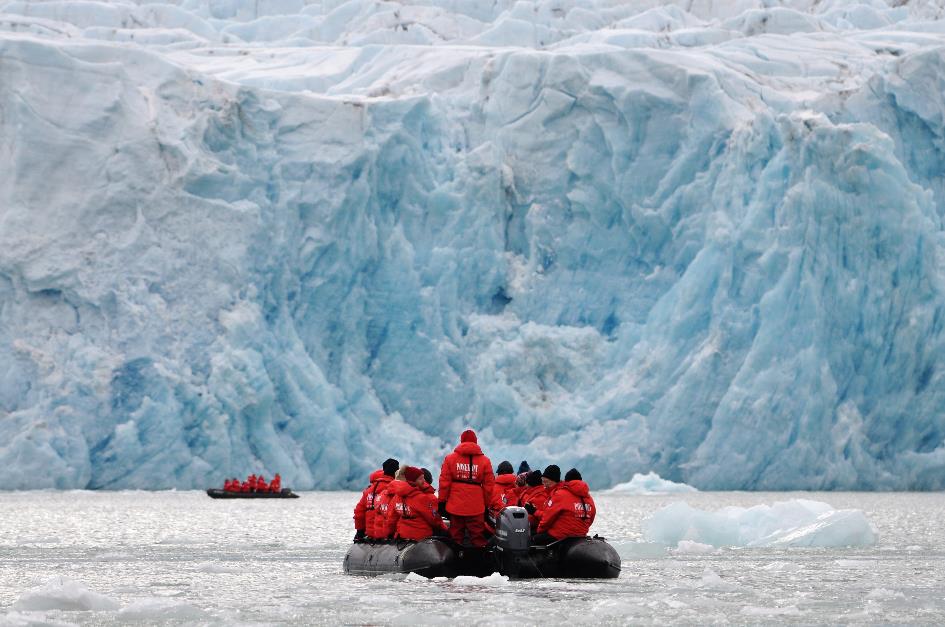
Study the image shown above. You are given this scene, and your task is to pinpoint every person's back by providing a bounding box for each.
[270,474,281,493]
[535,469,596,541]
[490,461,519,513]
[438,429,495,547]
[248,474,257,492]
[240,479,250,492]
[257,476,266,492]
[392,467,447,541]
[353,459,397,540]
[518,470,547,530]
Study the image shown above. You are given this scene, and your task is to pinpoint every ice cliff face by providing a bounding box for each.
[1,0,944,490]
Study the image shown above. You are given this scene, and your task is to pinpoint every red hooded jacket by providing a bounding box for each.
[536,480,596,539]
[353,470,392,533]
[388,481,448,541]
[518,484,551,530]
[374,480,407,538]
[438,442,495,516]
[489,473,520,516]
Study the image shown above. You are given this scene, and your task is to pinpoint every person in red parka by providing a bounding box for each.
[438,429,495,547]
[374,468,407,539]
[489,460,519,521]
[518,470,548,531]
[240,478,251,492]
[533,468,596,544]
[353,458,398,541]
[256,475,266,492]
[269,473,281,493]
[387,467,448,541]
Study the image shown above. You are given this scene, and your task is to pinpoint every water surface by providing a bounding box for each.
[1,491,943,624]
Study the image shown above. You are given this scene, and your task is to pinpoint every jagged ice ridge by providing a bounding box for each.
[1,0,944,489]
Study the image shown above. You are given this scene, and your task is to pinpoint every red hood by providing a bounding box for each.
[495,473,516,486]
[421,483,435,495]
[368,469,388,483]
[454,441,483,456]
[385,479,408,495]
[561,480,590,498]
[393,481,420,498]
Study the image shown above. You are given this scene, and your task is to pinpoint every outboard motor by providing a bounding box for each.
[494,506,530,577]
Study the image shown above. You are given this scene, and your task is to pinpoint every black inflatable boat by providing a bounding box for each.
[343,507,620,579]
[206,488,300,499]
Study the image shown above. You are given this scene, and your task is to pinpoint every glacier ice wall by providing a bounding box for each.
[1,0,944,489]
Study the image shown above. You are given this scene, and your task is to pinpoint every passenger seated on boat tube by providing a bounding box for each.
[531,468,596,545]
[373,467,408,540]
[353,458,399,541]
[518,470,547,530]
[387,466,448,541]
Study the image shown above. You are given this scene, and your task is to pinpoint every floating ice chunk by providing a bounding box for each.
[403,572,429,583]
[866,588,906,600]
[118,598,207,620]
[12,577,120,612]
[674,540,717,555]
[698,568,739,590]
[607,472,698,495]
[452,572,509,587]
[643,499,877,548]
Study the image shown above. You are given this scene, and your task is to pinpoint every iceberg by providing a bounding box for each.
[606,472,698,495]
[643,499,878,547]
[1,0,944,490]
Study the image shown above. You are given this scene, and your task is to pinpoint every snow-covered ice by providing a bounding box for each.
[643,498,878,547]
[607,472,698,495]
[1,0,945,490]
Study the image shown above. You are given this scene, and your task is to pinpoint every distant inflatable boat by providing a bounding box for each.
[343,507,620,579]
[206,489,300,499]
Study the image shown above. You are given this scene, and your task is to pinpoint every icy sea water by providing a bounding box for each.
[0,491,943,625]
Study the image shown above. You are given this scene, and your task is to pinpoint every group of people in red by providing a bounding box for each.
[223,473,281,493]
[353,429,596,547]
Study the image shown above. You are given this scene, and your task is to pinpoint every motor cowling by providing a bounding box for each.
[496,506,530,549]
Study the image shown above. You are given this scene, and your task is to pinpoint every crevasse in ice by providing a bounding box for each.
[1,0,944,489]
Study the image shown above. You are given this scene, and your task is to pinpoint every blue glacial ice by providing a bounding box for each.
[1,0,944,490]
[643,499,878,547]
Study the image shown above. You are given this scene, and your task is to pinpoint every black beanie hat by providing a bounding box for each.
[526,470,543,487]
[565,468,582,481]
[518,460,531,474]
[382,458,399,477]
[497,460,514,475]
[542,465,561,483]
[421,467,433,484]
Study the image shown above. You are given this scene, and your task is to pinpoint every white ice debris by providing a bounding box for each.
[12,577,120,612]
